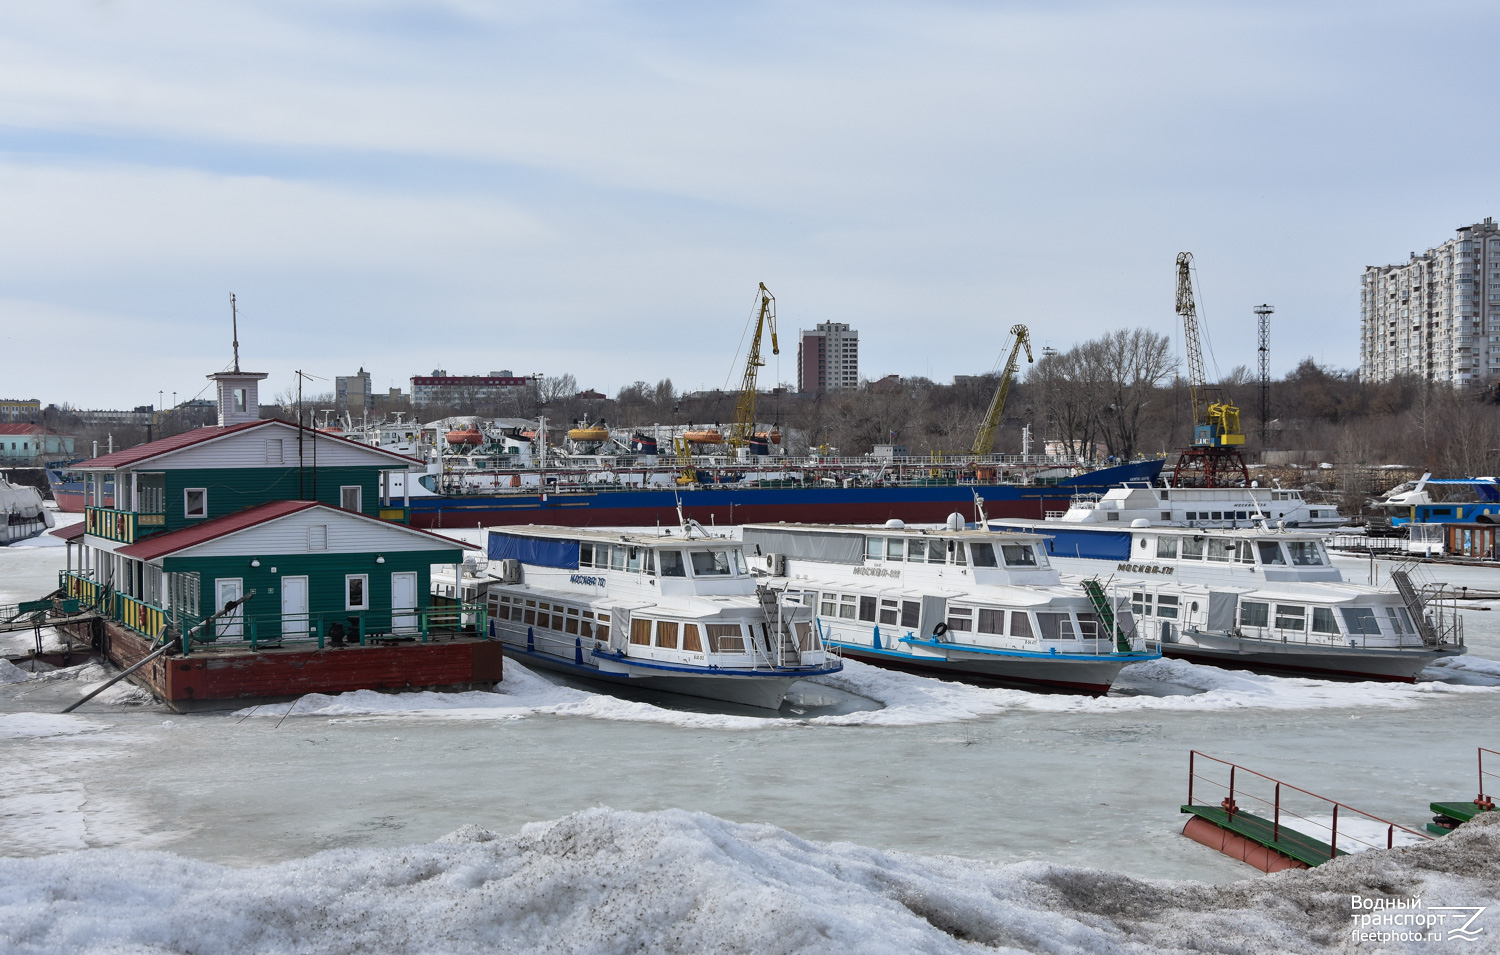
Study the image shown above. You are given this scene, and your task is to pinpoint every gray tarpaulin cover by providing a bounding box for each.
[1207,592,1238,632]
[742,528,865,565]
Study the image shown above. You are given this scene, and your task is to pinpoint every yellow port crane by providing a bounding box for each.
[1173,252,1248,487]
[728,282,779,449]
[970,324,1033,456]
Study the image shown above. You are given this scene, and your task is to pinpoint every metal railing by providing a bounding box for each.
[1187,751,1430,859]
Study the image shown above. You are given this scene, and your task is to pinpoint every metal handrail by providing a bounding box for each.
[1187,750,1430,857]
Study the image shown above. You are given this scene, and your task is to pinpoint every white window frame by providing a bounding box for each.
[345,574,370,611]
[184,487,208,519]
[340,485,362,512]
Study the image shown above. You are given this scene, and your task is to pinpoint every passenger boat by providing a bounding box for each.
[988,516,1466,682]
[1375,473,1500,527]
[741,517,1159,695]
[1,476,54,545]
[475,522,842,709]
[1058,482,1345,528]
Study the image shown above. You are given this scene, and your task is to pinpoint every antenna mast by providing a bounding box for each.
[230,293,240,372]
[1254,304,1273,446]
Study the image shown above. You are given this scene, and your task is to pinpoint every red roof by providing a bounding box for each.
[0,424,45,435]
[116,501,473,560]
[75,419,423,470]
[50,521,87,541]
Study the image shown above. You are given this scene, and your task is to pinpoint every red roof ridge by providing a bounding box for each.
[75,418,423,470]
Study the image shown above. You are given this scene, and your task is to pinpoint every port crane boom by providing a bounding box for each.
[1171,252,1248,487]
[729,283,779,449]
[971,324,1033,456]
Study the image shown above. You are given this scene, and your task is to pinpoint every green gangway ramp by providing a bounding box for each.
[1082,577,1131,652]
[1181,805,1346,868]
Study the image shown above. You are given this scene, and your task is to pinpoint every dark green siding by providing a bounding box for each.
[161,467,386,532]
[161,549,460,640]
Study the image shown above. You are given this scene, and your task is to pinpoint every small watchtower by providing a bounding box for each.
[208,293,268,426]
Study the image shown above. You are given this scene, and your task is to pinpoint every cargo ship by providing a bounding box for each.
[406,458,1165,529]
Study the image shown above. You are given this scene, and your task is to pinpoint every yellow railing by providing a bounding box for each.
[120,594,168,638]
[62,571,100,605]
[85,507,138,544]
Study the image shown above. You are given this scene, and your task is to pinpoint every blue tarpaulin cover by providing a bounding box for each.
[487,532,580,569]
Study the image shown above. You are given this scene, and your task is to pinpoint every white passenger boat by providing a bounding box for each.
[741,518,1158,695]
[476,523,841,709]
[1058,482,1345,529]
[989,516,1466,682]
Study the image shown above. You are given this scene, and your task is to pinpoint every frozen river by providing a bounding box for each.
[3,522,1499,951]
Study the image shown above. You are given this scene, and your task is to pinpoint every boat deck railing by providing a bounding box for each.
[1184,750,1431,867]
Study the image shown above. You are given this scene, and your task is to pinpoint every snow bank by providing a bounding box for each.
[0,808,1495,954]
[1425,654,1500,681]
[235,654,1500,731]
[0,659,39,684]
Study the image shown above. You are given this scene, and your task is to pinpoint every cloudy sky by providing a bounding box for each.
[2,1,1496,409]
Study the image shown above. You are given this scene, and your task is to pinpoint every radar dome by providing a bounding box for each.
[884,519,906,529]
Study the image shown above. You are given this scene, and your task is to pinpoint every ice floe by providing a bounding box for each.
[0,712,106,741]
[0,807,1494,954]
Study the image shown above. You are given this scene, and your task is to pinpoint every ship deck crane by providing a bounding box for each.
[728,282,779,449]
[971,324,1033,456]
[1171,252,1249,487]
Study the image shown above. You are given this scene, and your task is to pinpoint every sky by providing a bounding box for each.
[1,0,1497,410]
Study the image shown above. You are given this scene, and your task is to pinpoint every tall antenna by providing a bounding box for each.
[230,293,240,372]
[1254,304,1273,446]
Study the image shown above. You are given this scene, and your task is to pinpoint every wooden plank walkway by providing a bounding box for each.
[1181,805,1344,868]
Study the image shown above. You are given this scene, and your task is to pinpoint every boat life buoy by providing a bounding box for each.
[932,622,949,638]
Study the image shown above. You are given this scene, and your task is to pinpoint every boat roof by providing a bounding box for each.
[489,524,744,547]
[992,518,1326,540]
[742,521,1048,543]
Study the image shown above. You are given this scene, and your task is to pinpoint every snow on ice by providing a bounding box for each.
[0,808,1495,954]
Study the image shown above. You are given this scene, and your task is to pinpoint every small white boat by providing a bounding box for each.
[1,476,54,545]
[471,521,841,709]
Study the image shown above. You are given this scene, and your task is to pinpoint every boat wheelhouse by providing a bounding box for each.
[989,517,1466,682]
[478,524,841,709]
[741,520,1158,695]
[1057,482,1345,529]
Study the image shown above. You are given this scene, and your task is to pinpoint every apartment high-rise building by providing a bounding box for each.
[797,322,859,394]
[336,367,373,412]
[1360,217,1500,387]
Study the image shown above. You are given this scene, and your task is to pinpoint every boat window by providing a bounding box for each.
[655,621,679,649]
[1181,537,1205,559]
[887,538,904,561]
[1257,542,1287,565]
[794,621,819,651]
[858,596,877,622]
[643,550,655,575]
[579,542,594,567]
[1341,607,1381,636]
[1240,601,1268,627]
[596,614,610,641]
[978,608,1004,634]
[1156,595,1179,619]
[1235,511,1247,521]
[908,539,927,562]
[1011,612,1033,639]
[1034,612,1065,641]
[627,547,642,573]
[951,540,966,565]
[1396,607,1415,634]
[1207,539,1235,563]
[1156,537,1179,559]
[732,551,747,575]
[690,550,732,576]
[565,608,580,635]
[1285,541,1325,566]
[900,600,920,629]
[683,624,702,652]
[659,550,686,577]
[1236,541,1255,564]
[946,607,973,632]
[630,618,652,645]
[838,595,857,620]
[1311,607,1339,635]
[523,600,537,625]
[705,623,745,653]
[820,592,837,616]
[1001,544,1037,567]
[610,546,626,571]
[1132,591,1153,616]
[1075,613,1100,640]
[879,599,899,625]
[866,537,884,560]
[1274,604,1306,630]
[551,605,564,630]
[969,542,999,567]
